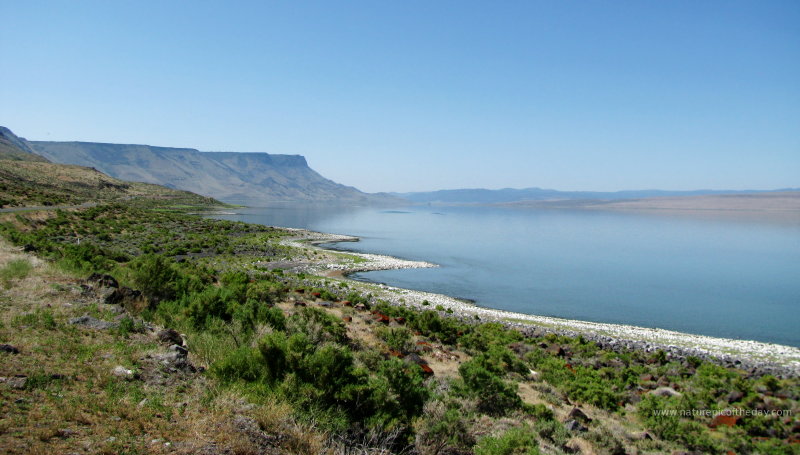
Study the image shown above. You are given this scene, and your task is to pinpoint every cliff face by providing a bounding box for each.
[27,140,388,203]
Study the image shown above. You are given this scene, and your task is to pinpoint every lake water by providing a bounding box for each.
[210,204,800,347]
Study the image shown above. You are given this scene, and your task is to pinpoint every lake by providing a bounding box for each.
[210,204,800,347]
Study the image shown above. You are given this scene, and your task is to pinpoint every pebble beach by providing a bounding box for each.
[280,228,800,377]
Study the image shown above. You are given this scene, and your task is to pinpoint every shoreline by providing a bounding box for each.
[275,227,800,377]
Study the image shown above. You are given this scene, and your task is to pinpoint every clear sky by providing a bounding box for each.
[1,1,798,193]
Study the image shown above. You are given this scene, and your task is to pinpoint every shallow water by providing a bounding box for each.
[210,204,800,347]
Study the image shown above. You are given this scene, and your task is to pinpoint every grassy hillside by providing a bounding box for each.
[0,160,222,209]
[0,197,797,454]
[0,127,48,162]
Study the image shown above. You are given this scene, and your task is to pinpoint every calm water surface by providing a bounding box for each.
[210,204,800,347]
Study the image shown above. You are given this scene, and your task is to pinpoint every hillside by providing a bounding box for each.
[0,160,220,209]
[27,139,396,204]
[0,127,48,162]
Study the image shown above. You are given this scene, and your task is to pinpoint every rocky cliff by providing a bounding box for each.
[27,139,391,204]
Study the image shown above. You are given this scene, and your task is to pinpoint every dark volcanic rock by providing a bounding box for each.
[68,315,118,330]
[568,407,592,422]
[104,286,144,309]
[726,390,745,403]
[564,419,588,433]
[155,344,195,373]
[157,328,184,346]
[0,344,20,354]
[87,273,118,289]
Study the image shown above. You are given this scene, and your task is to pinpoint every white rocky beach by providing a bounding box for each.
[278,228,800,377]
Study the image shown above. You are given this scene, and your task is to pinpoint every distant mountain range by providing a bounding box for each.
[4,125,795,208]
[394,187,800,205]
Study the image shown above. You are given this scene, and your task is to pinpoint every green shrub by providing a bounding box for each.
[116,316,136,337]
[130,254,180,302]
[637,394,721,452]
[59,242,115,273]
[367,358,429,428]
[460,322,523,353]
[184,286,238,328]
[473,345,528,376]
[220,271,249,302]
[525,403,554,421]
[213,346,265,382]
[233,299,286,333]
[257,330,290,382]
[409,310,466,344]
[286,307,346,344]
[246,280,285,304]
[377,327,413,352]
[414,400,475,454]
[533,419,568,446]
[475,425,540,455]
[525,348,621,411]
[458,358,522,416]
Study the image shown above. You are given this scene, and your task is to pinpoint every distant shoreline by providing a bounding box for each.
[274,228,800,377]
[495,191,800,214]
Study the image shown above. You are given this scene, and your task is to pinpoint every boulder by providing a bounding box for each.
[155,344,195,373]
[568,407,592,422]
[0,376,27,389]
[111,366,135,379]
[564,419,588,433]
[509,342,532,355]
[649,386,682,398]
[726,390,744,403]
[710,414,740,428]
[628,431,654,441]
[157,328,183,346]
[87,273,119,289]
[0,344,20,354]
[104,287,145,311]
[69,315,118,330]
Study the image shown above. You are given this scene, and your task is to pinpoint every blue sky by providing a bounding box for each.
[1,1,798,193]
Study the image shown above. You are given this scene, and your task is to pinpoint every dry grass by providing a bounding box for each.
[0,239,326,454]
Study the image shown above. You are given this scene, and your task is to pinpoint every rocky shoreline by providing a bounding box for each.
[281,228,800,378]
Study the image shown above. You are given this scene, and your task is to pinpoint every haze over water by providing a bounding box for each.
[212,205,800,347]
